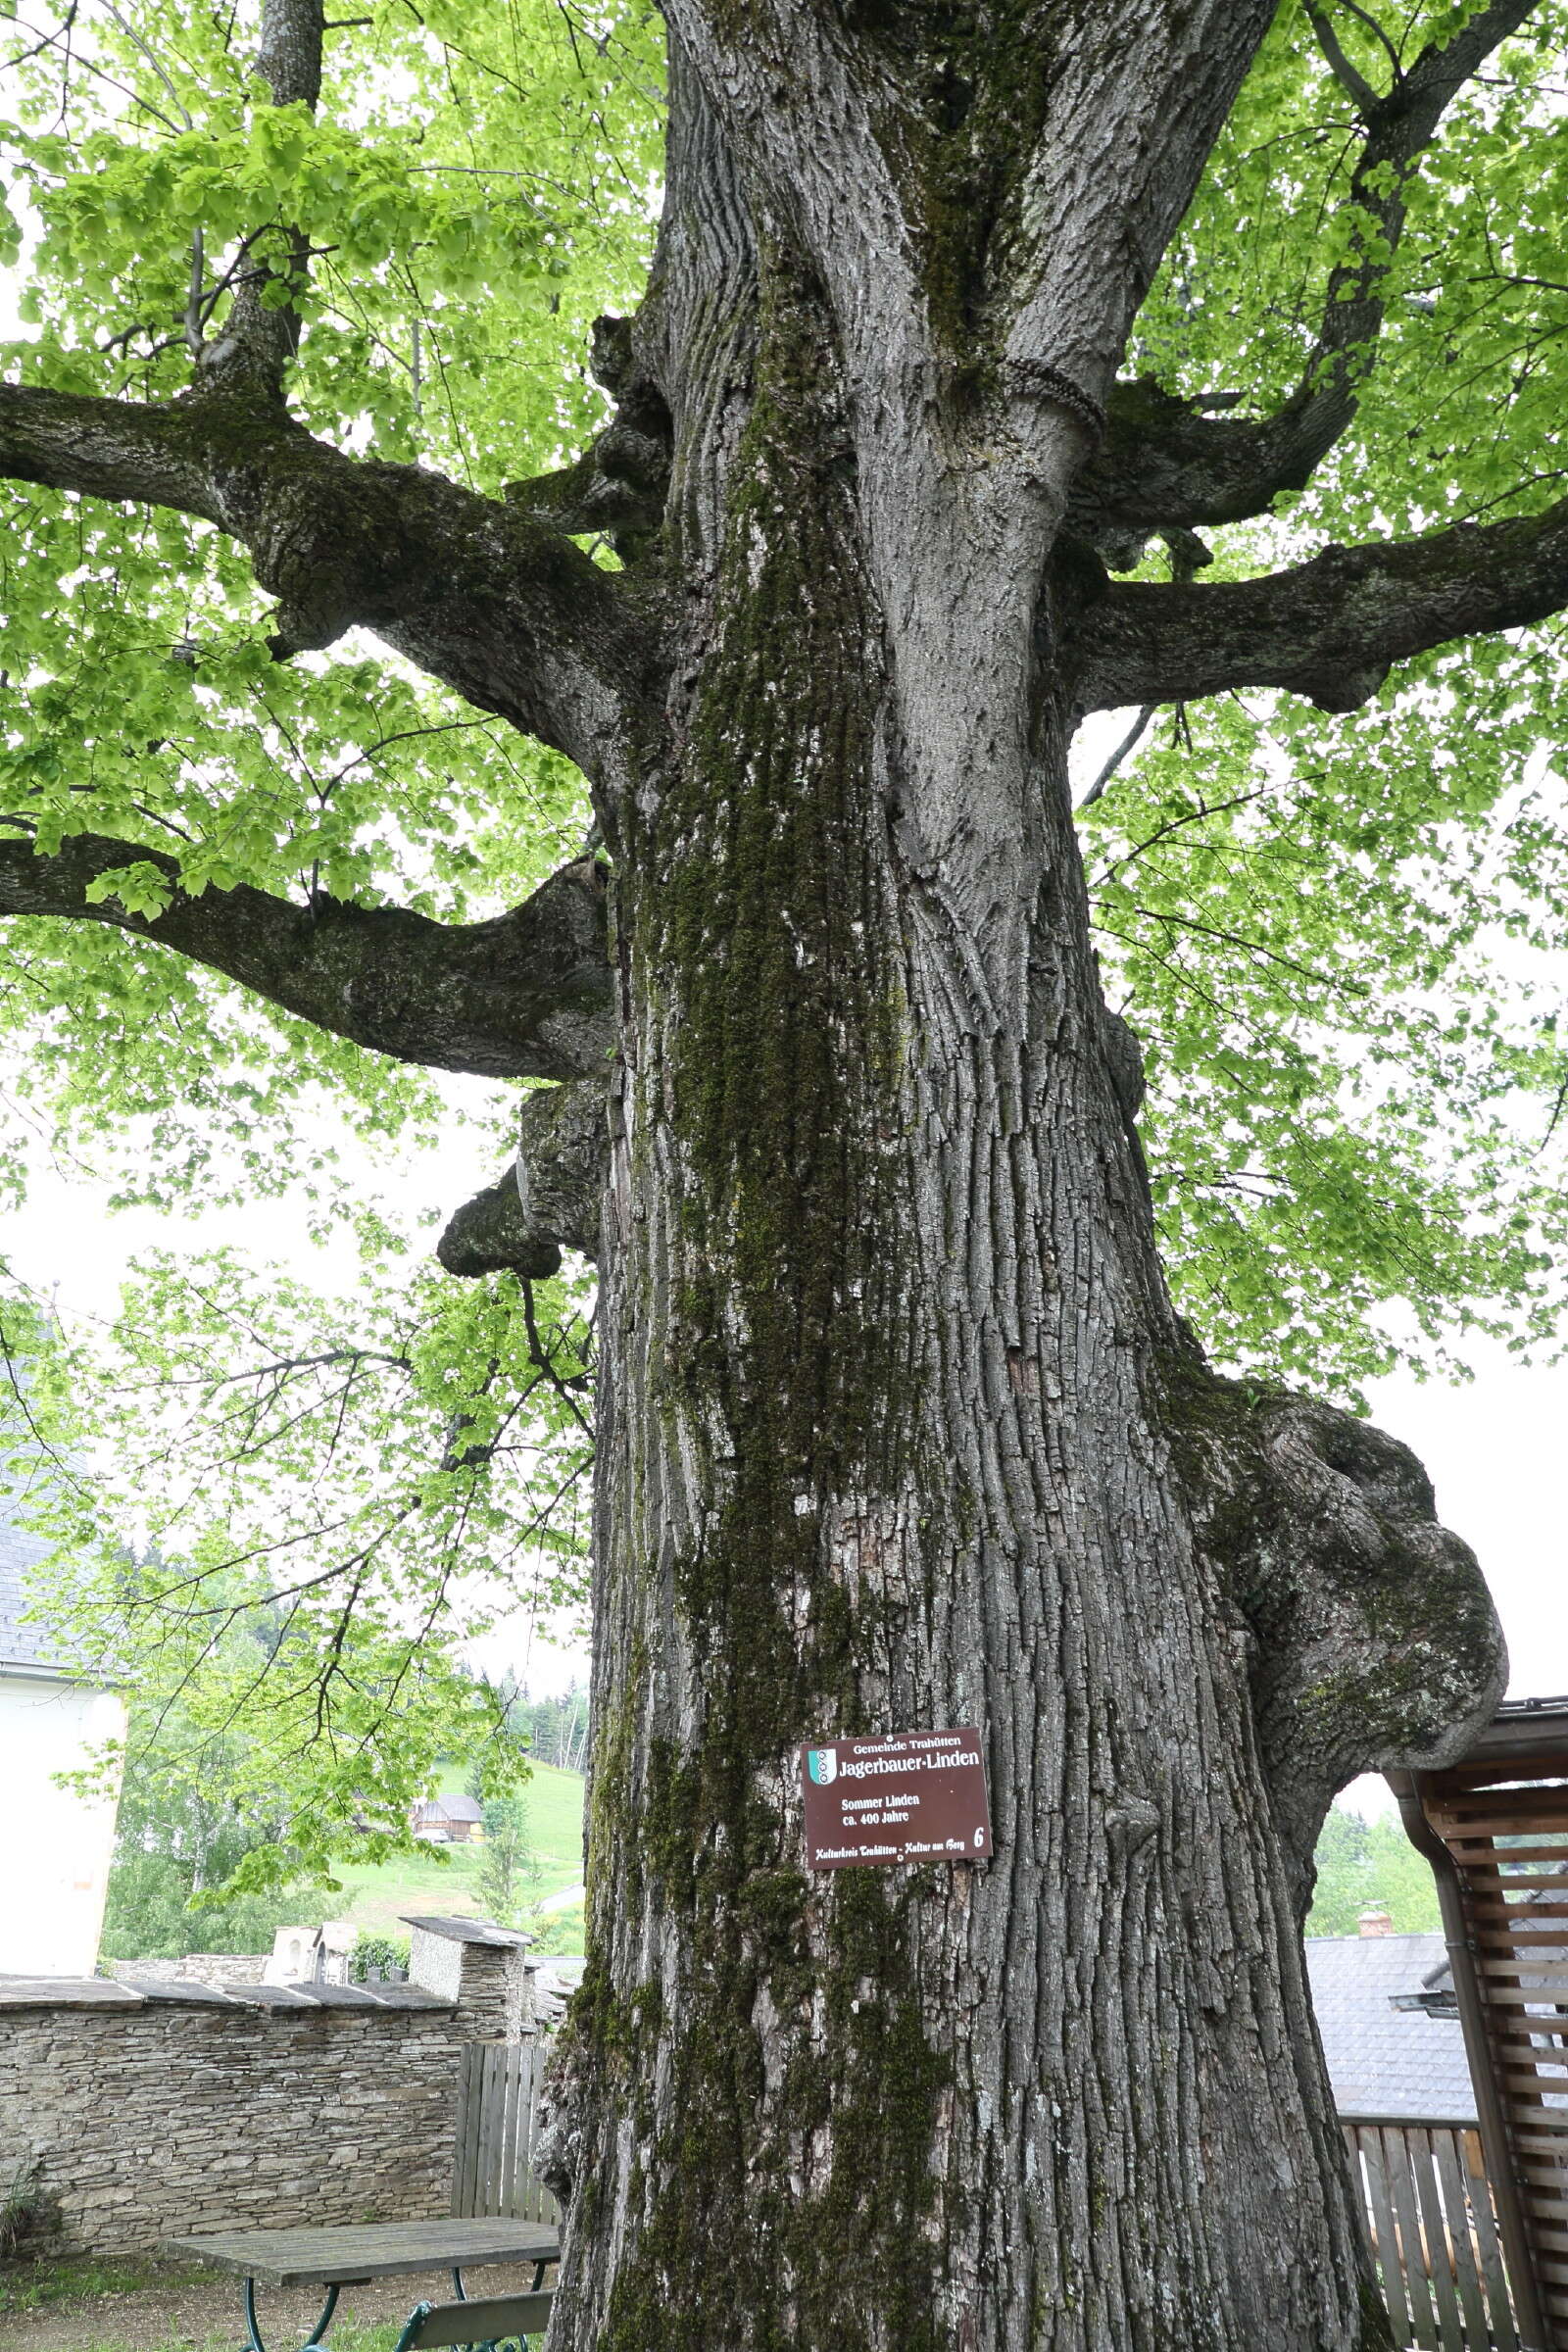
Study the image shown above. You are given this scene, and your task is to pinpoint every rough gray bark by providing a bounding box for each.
[531,27,1504,2352]
[0,3,1540,2346]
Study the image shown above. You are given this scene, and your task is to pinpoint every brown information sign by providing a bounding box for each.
[801,1728,992,1869]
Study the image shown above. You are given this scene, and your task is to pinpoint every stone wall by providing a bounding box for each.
[0,1918,533,2257]
[104,1951,270,1986]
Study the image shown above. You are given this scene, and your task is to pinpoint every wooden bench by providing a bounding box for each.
[167,2221,560,2352]
[392,2291,555,2352]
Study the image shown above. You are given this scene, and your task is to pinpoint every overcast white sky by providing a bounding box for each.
[1366,1347,1568,1702]
[0,1123,599,1697]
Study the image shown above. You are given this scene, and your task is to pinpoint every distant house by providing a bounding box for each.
[0,1487,125,1976]
[1304,1930,1478,2124]
[412,1792,484,1844]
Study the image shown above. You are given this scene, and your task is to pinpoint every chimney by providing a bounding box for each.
[1357,1906,1396,1938]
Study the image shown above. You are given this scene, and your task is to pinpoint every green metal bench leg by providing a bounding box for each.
[244,2277,340,2352]
[391,2305,427,2352]
[304,2284,341,2346]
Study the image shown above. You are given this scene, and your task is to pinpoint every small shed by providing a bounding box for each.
[1391,1694,1568,2350]
[412,1792,484,1844]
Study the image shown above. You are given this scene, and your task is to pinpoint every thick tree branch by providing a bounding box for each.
[437,1076,608,1277]
[503,318,672,560]
[1303,4,1382,118]
[436,1175,564,1281]
[506,430,667,546]
[0,384,660,792]
[0,383,221,519]
[1070,499,1568,714]
[1072,0,1543,543]
[0,834,615,1081]
[1002,0,1278,400]
[195,0,324,402]
[0,16,662,791]
[256,0,324,103]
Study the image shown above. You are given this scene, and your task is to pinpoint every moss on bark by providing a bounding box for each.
[564,235,952,2344]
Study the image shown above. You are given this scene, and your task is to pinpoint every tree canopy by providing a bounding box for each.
[2,0,1567,1876]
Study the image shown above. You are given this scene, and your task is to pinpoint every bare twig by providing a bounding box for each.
[1078,708,1156,810]
[518,1275,595,1443]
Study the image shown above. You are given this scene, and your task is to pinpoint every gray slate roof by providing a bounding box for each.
[0,1465,71,1675]
[400,1913,529,1947]
[1305,1935,1479,2126]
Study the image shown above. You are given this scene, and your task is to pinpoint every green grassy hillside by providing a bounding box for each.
[333,1760,586,1941]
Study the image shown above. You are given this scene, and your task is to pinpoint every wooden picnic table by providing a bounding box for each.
[167,2218,561,2352]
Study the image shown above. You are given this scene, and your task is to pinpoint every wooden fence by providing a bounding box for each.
[1344,2116,1523,2350]
[452,2056,1525,2342]
[452,2038,560,2227]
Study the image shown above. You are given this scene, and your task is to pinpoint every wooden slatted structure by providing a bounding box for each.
[1392,1697,1568,2352]
[452,2039,561,2228]
[1342,2116,1519,2350]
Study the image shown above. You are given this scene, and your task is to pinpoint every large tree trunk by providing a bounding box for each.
[540,36,1506,2352]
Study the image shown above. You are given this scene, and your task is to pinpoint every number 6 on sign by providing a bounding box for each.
[974,1830,984,1848]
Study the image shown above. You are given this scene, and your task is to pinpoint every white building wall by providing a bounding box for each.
[0,1674,125,1975]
